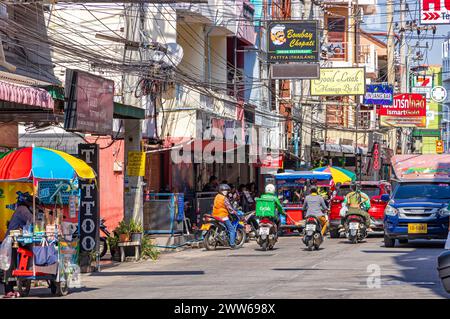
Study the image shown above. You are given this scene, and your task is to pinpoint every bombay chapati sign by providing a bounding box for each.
[267,20,319,63]
[310,67,366,96]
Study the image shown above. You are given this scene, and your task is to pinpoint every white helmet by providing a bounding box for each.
[265,184,276,194]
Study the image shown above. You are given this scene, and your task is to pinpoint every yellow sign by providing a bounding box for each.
[0,182,33,241]
[127,151,146,176]
[310,67,366,96]
[436,140,444,154]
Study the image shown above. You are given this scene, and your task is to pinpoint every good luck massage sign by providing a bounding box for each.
[267,20,319,63]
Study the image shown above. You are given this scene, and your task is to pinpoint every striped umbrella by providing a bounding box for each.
[313,166,356,184]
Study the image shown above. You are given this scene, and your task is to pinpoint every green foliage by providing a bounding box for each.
[140,235,160,261]
[114,219,143,235]
[107,235,119,249]
[129,219,143,233]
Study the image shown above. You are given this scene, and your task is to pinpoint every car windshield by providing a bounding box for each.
[335,186,380,198]
[394,183,450,200]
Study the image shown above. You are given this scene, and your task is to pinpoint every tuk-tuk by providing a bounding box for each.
[274,171,333,232]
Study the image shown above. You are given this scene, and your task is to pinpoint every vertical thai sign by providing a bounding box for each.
[78,144,99,271]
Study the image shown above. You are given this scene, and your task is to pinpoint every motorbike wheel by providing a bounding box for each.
[235,229,246,248]
[203,230,217,251]
[306,238,314,251]
[350,236,358,244]
[99,237,108,258]
[329,228,340,239]
[260,240,269,251]
[50,280,69,297]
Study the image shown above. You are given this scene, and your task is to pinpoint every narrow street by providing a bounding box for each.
[20,235,449,299]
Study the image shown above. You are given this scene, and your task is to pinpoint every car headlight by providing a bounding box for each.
[439,208,450,217]
[385,205,398,216]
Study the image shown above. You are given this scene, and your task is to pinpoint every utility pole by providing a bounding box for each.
[354,0,362,181]
[399,0,410,155]
[387,0,397,154]
[123,4,144,224]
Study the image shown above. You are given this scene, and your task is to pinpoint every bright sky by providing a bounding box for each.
[364,0,449,65]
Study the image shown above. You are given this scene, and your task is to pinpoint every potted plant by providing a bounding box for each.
[129,219,143,242]
[116,220,130,242]
[107,235,120,261]
[140,235,160,261]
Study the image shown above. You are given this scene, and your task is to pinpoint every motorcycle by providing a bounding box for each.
[256,218,278,251]
[303,215,323,251]
[201,211,247,250]
[344,213,368,244]
[243,211,259,240]
[73,218,111,258]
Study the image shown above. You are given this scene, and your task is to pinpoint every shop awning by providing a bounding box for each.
[319,142,368,155]
[0,80,54,110]
[113,102,145,120]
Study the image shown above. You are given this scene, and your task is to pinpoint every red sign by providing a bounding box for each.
[378,94,426,117]
[64,70,114,135]
[260,155,284,169]
[421,0,450,24]
[372,143,380,171]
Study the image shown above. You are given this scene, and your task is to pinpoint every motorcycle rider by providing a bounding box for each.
[342,182,371,228]
[302,186,329,235]
[259,184,286,229]
[212,184,238,248]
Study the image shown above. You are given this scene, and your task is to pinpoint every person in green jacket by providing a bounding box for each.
[342,182,371,228]
[259,184,286,228]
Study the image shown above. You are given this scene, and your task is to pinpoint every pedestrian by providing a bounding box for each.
[202,176,219,192]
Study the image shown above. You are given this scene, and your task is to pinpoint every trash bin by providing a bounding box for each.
[437,250,450,293]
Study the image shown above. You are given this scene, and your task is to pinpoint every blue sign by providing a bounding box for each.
[364,84,394,106]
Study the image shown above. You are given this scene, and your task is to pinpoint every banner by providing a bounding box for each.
[0,182,33,241]
[379,93,427,127]
[267,20,319,63]
[310,68,366,96]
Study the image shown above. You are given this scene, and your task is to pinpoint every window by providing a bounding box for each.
[327,17,346,60]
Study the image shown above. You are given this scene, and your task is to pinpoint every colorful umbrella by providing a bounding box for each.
[313,166,356,184]
[0,147,96,181]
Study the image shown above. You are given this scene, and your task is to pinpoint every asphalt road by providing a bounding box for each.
[4,235,450,299]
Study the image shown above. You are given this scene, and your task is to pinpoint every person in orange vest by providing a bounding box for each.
[212,184,238,248]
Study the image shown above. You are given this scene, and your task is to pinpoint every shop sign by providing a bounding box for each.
[310,68,366,96]
[379,94,427,127]
[364,83,394,105]
[437,140,444,153]
[260,155,283,169]
[127,151,146,176]
[372,143,381,171]
[64,69,114,135]
[79,179,98,253]
[267,20,319,63]
[420,0,450,24]
[431,86,447,103]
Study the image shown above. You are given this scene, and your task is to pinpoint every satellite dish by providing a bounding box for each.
[161,43,183,68]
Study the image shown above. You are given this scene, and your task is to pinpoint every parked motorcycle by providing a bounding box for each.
[201,211,247,250]
[256,218,278,251]
[303,215,323,251]
[73,218,111,258]
[344,214,368,244]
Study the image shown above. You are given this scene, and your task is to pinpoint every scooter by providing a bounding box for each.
[344,213,368,244]
[243,211,258,240]
[201,211,247,250]
[303,215,323,251]
[256,218,278,251]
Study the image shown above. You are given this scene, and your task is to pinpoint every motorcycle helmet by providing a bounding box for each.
[218,184,231,196]
[265,184,276,194]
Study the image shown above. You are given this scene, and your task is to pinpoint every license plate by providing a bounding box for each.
[408,223,427,234]
[349,222,359,230]
[305,224,316,231]
[200,224,211,231]
[259,227,270,235]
